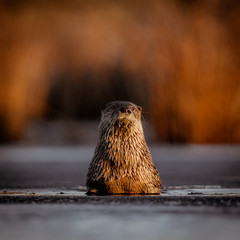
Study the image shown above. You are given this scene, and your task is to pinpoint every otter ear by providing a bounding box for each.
[137,106,142,113]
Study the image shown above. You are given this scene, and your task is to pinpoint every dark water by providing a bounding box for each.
[0,145,240,188]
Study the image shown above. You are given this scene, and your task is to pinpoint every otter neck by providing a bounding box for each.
[99,122,147,165]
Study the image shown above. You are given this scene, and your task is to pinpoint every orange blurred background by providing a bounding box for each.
[0,0,240,143]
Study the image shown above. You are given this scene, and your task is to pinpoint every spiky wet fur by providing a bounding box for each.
[86,101,161,195]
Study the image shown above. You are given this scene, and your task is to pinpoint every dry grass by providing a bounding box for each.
[0,0,239,143]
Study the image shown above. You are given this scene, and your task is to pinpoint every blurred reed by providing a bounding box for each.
[0,0,239,143]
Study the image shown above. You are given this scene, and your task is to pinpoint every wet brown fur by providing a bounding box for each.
[86,101,161,195]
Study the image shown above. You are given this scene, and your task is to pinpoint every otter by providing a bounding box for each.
[86,101,161,195]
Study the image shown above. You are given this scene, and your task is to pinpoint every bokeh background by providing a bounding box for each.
[1,0,240,144]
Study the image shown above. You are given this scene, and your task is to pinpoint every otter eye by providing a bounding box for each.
[119,107,132,114]
[119,107,125,113]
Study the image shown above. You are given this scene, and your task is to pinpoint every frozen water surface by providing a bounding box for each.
[0,203,239,240]
[0,145,240,240]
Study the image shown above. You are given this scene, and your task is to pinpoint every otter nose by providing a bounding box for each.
[119,106,132,114]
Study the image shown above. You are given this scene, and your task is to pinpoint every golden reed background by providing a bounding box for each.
[0,0,240,143]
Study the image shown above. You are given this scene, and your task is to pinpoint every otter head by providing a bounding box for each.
[99,101,143,138]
